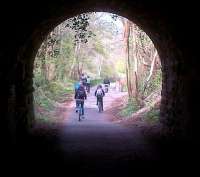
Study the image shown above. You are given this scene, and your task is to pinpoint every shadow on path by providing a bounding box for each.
[8,86,197,176]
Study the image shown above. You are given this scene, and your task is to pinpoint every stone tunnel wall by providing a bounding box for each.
[0,0,199,147]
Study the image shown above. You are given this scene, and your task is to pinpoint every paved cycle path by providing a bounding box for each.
[54,85,160,175]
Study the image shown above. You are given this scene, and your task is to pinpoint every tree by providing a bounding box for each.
[122,18,139,102]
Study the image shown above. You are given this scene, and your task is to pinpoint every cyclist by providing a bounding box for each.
[95,84,105,111]
[74,81,81,109]
[103,77,110,86]
[74,80,80,92]
[75,82,87,116]
[103,77,110,93]
[86,75,91,93]
[80,73,87,89]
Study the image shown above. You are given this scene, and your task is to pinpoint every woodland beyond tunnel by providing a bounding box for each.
[0,0,200,174]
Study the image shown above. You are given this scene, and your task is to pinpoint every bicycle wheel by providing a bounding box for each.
[78,110,81,121]
[100,101,103,112]
[98,101,102,112]
[78,105,81,121]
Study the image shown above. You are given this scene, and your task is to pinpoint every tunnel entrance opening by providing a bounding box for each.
[33,12,162,136]
[23,13,164,171]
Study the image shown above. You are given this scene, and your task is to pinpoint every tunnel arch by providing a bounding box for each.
[11,0,195,143]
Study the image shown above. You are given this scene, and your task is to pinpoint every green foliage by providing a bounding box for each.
[34,77,74,114]
[90,78,103,86]
[66,13,96,44]
[143,107,160,124]
[101,63,117,79]
[33,87,55,110]
[33,68,47,87]
[43,81,73,102]
[119,99,139,117]
[116,59,126,74]
[33,78,74,124]
[142,70,162,97]
[94,41,107,57]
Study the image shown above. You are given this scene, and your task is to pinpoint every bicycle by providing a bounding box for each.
[86,83,90,93]
[76,99,84,121]
[104,84,109,93]
[97,97,103,112]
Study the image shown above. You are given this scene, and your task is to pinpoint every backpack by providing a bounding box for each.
[96,89,103,98]
[87,78,91,84]
[75,82,80,90]
[82,78,87,84]
[77,89,85,99]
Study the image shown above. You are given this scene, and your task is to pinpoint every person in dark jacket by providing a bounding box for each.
[75,83,87,116]
[103,77,110,85]
[80,73,87,88]
[95,85,105,111]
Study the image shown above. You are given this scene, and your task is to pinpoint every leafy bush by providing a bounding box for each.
[143,107,160,124]
[34,79,74,112]
[33,72,47,88]
[90,78,103,86]
[44,80,73,100]
[143,70,162,97]
[34,88,55,110]
[119,99,139,117]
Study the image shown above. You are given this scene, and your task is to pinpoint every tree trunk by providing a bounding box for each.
[122,18,132,98]
[143,50,158,96]
[98,55,102,77]
[122,19,139,102]
[131,24,139,102]
[69,42,81,80]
